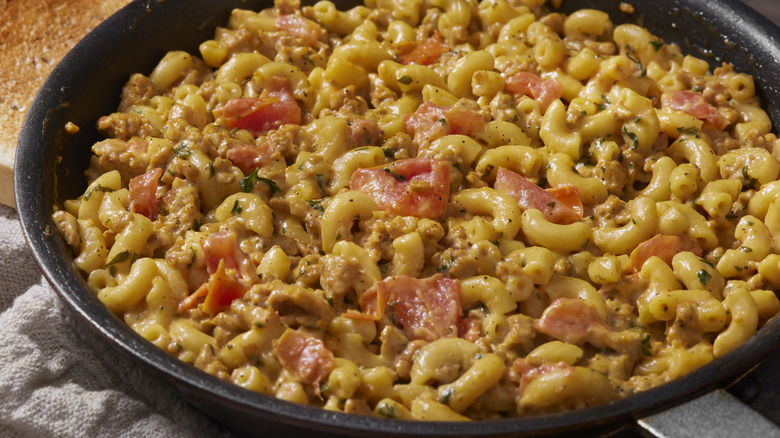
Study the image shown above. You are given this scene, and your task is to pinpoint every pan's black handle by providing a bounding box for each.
[635,389,780,438]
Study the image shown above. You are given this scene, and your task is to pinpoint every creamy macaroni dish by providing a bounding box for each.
[53,0,780,420]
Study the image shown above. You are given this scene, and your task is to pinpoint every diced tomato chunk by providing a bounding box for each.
[446,107,487,136]
[536,298,607,345]
[178,283,209,314]
[275,13,324,47]
[398,32,448,66]
[494,168,582,224]
[546,185,584,218]
[214,77,301,135]
[403,101,485,145]
[274,329,335,384]
[458,317,481,342]
[226,142,274,174]
[661,90,728,129]
[200,231,255,280]
[352,274,461,343]
[129,167,162,220]
[505,71,562,112]
[629,234,703,271]
[202,260,247,317]
[350,158,450,218]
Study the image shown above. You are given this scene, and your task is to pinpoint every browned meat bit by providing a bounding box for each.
[328,85,369,115]
[319,253,362,307]
[52,210,80,248]
[266,124,307,163]
[118,73,156,112]
[88,138,150,184]
[151,178,202,254]
[97,112,160,140]
[267,283,334,331]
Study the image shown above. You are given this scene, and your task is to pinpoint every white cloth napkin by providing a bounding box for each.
[0,204,232,438]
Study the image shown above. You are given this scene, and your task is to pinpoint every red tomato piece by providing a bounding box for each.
[446,107,487,136]
[458,317,481,342]
[217,97,301,134]
[546,185,584,218]
[200,231,255,280]
[661,90,728,129]
[403,101,449,144]
[226,142,274,174]
[178,283,209,315]
[350,158,450,218]
[628,234,703,271]
[202,260,247,317]
[536,298,607,345]
[398,31,448,66]
[403,101,485,145]
[358,274,461,343]
[274,329,335,384]
[494,168,582,224]
[215,77,301,135]
[275,13,324,47]
[504,71,562,112]
[129,167,162,220]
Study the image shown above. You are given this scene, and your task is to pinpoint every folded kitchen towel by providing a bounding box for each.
[0,204,231,438]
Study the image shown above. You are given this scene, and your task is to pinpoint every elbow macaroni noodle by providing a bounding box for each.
[54,0,780,420]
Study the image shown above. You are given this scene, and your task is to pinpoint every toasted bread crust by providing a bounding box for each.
[0,0,132,207]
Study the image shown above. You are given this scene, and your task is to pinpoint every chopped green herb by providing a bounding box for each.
[253,321,265,329]
[699,258,716,269]
[315,174,326,193]
[377,403,397,418]
[622,125,639,150]
[207,161,215,178]
[105,250,135,268]
[439,388,454,405]
[697,269,712,285]
[240,169,259,192]
[741,166,758,189]
[649,40,664,51]
[546,202,556,208]
[231,199,242,214]
[258,176,281,194]
[677,126,699,137]
[597,103,607,111]
[398,75,413,85]
[83,184,115,201]
[307,199,324,213]
[740,246,753,253]
[640,333,652,356]
[624,49,647,77]
[172,142,191,158]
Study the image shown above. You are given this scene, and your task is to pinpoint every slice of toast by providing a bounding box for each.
[0,0,132,207]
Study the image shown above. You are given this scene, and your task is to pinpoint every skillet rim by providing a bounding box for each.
[14,0,780,435]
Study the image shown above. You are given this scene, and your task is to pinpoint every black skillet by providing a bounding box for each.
[14,0,780,436]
